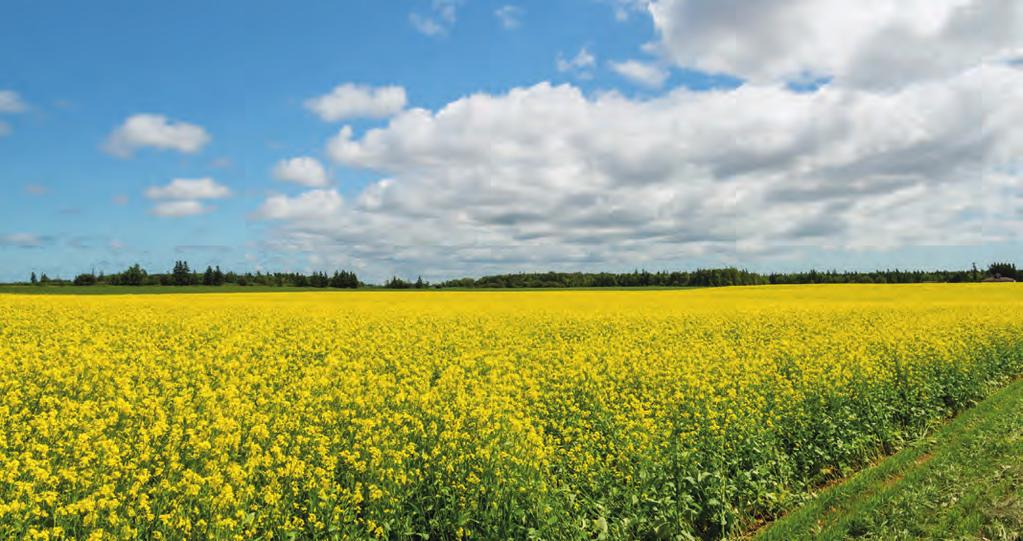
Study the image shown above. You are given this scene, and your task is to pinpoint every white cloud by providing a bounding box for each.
[103,114,211,158]
[273,156,330,187]
[304,84,407,122]
[150,200,212,218]
[252,66,1023,280]
[247,3,1023,279]
[112,194,130,206]
[256,189,344,220]
[145,178,228,218]
[495,5,524,29]
[610,59,669,88]
[410,0,461,36]
[0,90,26,113]
[647,0,1023,87]
[145,178,231,200]
[556,47,597,79]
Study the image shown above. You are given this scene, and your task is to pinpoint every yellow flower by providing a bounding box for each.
[0,285,1020,538]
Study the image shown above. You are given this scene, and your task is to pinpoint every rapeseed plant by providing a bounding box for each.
[1,285,1021,539]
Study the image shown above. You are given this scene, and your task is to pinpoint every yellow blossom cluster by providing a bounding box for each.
[1,285,1021,539]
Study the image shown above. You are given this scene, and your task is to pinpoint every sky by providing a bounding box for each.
[1,0,1022,283]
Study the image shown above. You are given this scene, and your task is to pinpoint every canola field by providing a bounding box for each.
[1,285,1022,540]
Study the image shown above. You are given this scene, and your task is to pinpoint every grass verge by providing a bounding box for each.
[753,377,1023,540]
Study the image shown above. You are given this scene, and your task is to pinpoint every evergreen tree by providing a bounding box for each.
[30,272,37,285]
[385,276,411,289]
[172,260,192,286]
[328,270,359,289]
[988,262,1018,280]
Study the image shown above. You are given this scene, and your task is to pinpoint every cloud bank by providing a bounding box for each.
[257,61,1023,278]
[647,0,1023,88]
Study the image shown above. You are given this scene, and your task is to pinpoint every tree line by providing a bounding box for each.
[434,263,1018,289]
[20,261,1020,289]
[28,261,361,288]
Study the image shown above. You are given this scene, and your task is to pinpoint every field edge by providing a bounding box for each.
[751,376,1023,540]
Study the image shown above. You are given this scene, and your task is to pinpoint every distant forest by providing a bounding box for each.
[13,261,1021,289]
[27,261,360,289]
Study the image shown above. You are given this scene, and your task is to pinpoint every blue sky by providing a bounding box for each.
[1,1,1021,282]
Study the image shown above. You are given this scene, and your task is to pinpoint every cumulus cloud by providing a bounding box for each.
[249,3,1023,279]
[272,156,330,187]
[145,178,229,217]
[556,48,597,79]
[256,189,344,220]
[254,68,1023,279]
[145,178,231,200]
[647,0,1023,87]
[495,5,524,29]
[610,59,669,88]
[150,200,212,218]
[103,114,211,158]
[305,84,407,122]
[0,90,26,113]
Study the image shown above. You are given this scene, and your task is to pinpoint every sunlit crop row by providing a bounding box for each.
[1,285,1022,539]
